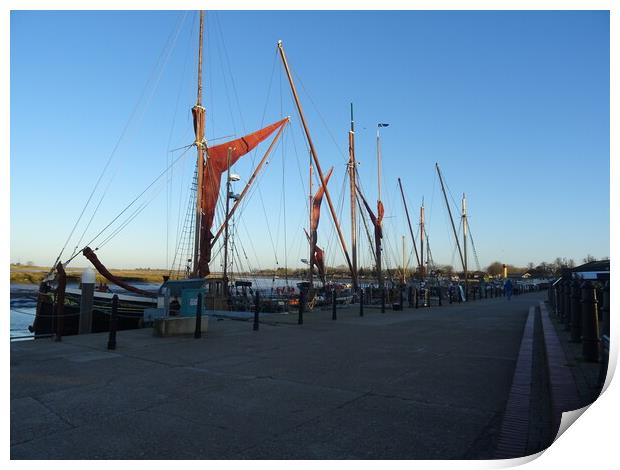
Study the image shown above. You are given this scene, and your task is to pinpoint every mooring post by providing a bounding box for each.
[563,280,572,331]
[107,294,118,350]
[194,291,202,339]
[381,288,386,313]
[581,281,599,362]
[601,281,610,340]
[332,290,337,320]
[359,289,364,317]
[570,280,582,342]
[298,289,305,325]
[253,291,260,331]
[408,285,413,307]
[79,268,95,335]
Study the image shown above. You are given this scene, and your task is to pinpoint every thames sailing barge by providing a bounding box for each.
[31,11,289,337]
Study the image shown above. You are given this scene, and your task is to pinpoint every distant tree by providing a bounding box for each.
[527,262,535,271]
[582,254,597,263]
[26,261,34,267]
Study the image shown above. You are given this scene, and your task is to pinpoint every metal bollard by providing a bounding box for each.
[563,280,572,331]
[569,280,582,342]
[472,288,476,301]
[438,286,442,306]
[399,286,404,310]
[298,290,305,325]
[332,290,337,320]
[601,281,610,339]
[581,281,600,362]
[253,292,260,331]
[414,288,419,308]
[359,290,364,317]
[194,292,202,339]
[108,294,118,350]
[381,288,386,313]
[425,288,431,308]
[408,286,413,307]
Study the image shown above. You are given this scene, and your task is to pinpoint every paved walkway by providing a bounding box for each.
[11,292,546,459]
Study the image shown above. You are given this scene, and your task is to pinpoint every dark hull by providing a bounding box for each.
[32,290,156,337]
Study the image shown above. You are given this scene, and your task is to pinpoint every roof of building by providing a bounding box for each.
[571,259,610,273]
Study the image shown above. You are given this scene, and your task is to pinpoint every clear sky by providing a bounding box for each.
[10,9,610,272]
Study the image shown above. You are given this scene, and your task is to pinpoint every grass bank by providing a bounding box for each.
[10,264,169,285]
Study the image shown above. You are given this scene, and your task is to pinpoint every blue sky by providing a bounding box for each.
[10,10,610,271]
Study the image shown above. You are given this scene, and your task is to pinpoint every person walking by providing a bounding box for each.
[504,279,513,300]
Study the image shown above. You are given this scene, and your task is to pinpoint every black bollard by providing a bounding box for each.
[601,281,610,339]
[426,288,431,308]
[253,291,260,331]
[359,289,364,317]
[408,286,413,308]
[381,288,386,313]
[414,288,419,309]
[107,294,118,350]
[194,292,202,339]
[298,289,305,325]
[332,290,337,320]
[399,286,404,310]
[569,280,581,342]
[563,280,572,331]
[472,288,476,301]
[581,281,599,362]
[485,286,488,299]
[438,286,443,306]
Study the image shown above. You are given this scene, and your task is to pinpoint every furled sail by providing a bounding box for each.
[196,117,289,277]
[309,167,333,284]
[83,247,158,298]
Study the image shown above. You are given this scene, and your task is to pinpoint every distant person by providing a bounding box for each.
[504,279,513,300]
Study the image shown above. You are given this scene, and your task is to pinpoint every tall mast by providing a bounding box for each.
[435,163,466,274]
[192,11,206,277]
[348,103,358,291]
[277,40,354,279]
[462,193,468,296]
[223,148,232,289]
[375,124,388,288]
[420,199,425,277]
[397,178,421,269]
[402,235,406,285]
[309,159,313,284]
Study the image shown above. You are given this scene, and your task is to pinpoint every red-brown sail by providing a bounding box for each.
[83,247,157,298]
[308,167,333,284]
[196,117,289,277]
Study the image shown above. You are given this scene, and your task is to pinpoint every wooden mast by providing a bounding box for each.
[435,163,466,275]
[376,125,384,289]
[192,11,205,277]
[462,193,468,298]
[222,148,232,290]
[348,103,358,291]
[308,159,314,284]
[397,178,421,271]
[420,199,425,278]
[277,40,354,279]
